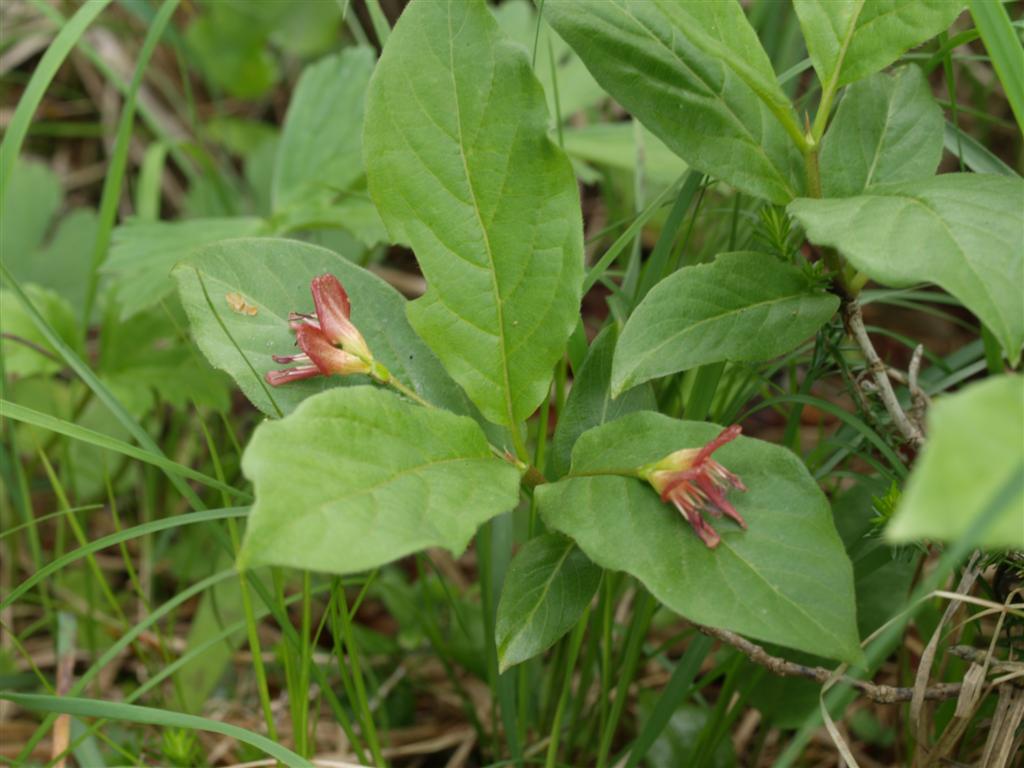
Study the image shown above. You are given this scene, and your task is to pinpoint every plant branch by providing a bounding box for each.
[843,301,926,450]
[696,625,961,704]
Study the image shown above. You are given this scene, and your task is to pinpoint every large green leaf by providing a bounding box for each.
[272,48,375,212]
[496,533,601,672]
[536,412,861,662]
[543,0,804,203]
[887,375,1024,549]
[550,325,656,479]
[793,1,965,89]
[820,67,943,198]
[789,174,1024,365]
[612,252,839,395]
[364,0,583,428]
[173,237,469,417]
[239,386,521,574]
[106,217,267,319]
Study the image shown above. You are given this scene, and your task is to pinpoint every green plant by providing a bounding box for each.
[2,1,1022,766]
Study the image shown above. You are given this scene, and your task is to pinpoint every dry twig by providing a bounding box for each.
[696,625,962,704]
[843,301,925,449]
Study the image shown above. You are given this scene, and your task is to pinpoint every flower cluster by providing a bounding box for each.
[266,274,383,387]
[640,425,748,548]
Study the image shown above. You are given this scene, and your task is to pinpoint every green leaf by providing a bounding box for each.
[793,1,965,89]
[364,0,584,428]
[887,375,1024,549]
[612,252,839,395]
[492,0,607,122]
[185,4,280,100]
[561,123,688,188]
[98,309,229,413]
[496,532,601,672]
[272,48,375,212]
[266,0,343,58]
[543,0,804,203]
[820,67,943,198]
[550,325,656,479]
[239,386,521,575]
[106,217,267,319]
[173,237,469,417]
[789,174,1024,365]
[0,285,81,378]
[1,158,61,263]
[536,412,861,662]
[26,209,100,318]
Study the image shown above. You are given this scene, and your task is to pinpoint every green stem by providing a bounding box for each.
[545,608,590,768]
[336,584,385,766]
[383,370,434,409]
[228,520,277,741]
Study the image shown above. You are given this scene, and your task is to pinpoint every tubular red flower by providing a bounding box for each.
[266,274,375,387]
[641,426,748,549]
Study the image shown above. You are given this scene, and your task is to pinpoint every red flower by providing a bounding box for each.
[266,274,376,387]
[640,425,748,549]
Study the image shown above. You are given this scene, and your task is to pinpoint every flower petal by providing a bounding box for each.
[266,365,321,387]
[296,324,370,376]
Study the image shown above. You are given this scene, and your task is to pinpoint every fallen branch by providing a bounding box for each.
[697,625,961,704]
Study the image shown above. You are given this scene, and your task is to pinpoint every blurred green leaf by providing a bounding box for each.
[789,174,1024,365]
[185,4,280,99]
[492,0,606,121]
[239,387,521,574]
[1,158,61,262]
[272,48,376,213]
[639,702,733,768]
[561,123,687,187]
[537,413,862,662]
[887,375,1024,549]
[0,285,80,378]
[106,217,267,319]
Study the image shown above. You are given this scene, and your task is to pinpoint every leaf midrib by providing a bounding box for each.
[498,540,575,659]
[446,2,517,432]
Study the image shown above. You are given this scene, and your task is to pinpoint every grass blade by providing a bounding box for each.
[1,694,313,768]
[82,0,180,325]
[970,0,1024,132]
[0,264,206,510]
[1,508,247,610]
[0,399,250,500]
[0,0,113,210]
